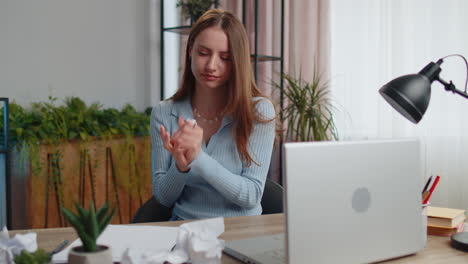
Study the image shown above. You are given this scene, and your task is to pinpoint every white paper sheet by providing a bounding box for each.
[52,225,178,263]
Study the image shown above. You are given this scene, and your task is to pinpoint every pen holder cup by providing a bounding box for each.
[422,202,430,220]
[422,203,430,240]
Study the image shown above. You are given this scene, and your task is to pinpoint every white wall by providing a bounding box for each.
[330,0,468,212]
[0,0,161,111]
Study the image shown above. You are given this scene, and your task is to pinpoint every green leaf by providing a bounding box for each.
[87,203,99,241]
[62,207,86,235]
[98,207,115,234]
[79,131,89,141]
[81,232,97,252]
[96,203,109,221]
[62,207,79,225]
[74,203,89,221]
[16,127,24,136]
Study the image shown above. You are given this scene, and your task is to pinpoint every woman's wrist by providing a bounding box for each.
[176,163,190,173]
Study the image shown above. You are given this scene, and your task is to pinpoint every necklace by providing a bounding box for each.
[193,107,223,124]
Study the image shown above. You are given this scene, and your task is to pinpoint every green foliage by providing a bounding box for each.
[0,96,151,146]
[176,0,215,23]
[274,70,338,142]
[0,96,151,198]
[14,248,51,264]
[62,203,115,252]
[0,96,150,170]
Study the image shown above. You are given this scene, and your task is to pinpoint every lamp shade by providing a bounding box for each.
[379,61,443,123]
[379,74,431,124]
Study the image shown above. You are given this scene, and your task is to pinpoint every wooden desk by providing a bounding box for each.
[11,214,468,263]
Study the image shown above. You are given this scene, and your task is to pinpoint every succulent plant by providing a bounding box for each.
[61,203,115,252]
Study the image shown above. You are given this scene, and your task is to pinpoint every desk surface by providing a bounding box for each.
[11,213,468,263]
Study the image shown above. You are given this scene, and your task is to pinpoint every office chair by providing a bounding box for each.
[261,178,284,214]
[131,196,173,223]
[131,178,284,223]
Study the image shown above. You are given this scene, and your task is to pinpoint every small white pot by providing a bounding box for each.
[68,245,112,264]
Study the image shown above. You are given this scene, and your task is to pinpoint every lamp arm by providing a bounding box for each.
[436,78,468,100]
[438,54,468,93]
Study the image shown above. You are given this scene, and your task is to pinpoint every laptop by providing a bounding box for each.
[224,139,426,264]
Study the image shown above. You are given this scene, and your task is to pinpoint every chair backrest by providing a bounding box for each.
[131,196,173,223]
[261,178,284,214]
[132,178,283,222]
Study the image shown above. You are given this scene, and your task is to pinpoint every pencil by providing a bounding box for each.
[422,176,433,194]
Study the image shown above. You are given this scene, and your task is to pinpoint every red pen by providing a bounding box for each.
[423,175,440,204]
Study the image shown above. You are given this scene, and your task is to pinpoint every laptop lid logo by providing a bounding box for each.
[352,187,371,213]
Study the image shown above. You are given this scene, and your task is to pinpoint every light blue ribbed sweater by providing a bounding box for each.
[150,97,275,220]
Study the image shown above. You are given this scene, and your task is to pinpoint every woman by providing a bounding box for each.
[150,9,276,220]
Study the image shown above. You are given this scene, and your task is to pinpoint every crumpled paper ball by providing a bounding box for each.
[178,218,224,264]
[0,226,38,264]
[121,217,224,264]
[121,248,189,264]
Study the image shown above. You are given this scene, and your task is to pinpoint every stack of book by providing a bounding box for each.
[426,206,466,236]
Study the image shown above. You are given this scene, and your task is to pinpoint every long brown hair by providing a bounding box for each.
[171,9,272,167]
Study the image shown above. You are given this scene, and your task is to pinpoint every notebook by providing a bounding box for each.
[224,139,426,264]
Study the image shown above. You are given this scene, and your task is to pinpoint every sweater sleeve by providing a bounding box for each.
[188,99,276,209]
[150,103,188,207]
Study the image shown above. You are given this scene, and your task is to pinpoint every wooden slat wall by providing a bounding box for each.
[10,137,152,229]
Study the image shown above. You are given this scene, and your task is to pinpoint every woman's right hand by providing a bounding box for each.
[159,117,203,172]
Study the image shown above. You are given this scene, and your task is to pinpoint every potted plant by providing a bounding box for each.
[176,0,215,24]
[274,69,338,142]
[14,249,51,264]
[61,202,115,264]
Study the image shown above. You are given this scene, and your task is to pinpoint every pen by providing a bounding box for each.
[50,240,69,255]
[422,175,433,194]
[423,175,440,204]
[422,191,430,203]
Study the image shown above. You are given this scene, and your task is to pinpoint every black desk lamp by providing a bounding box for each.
[379,54,468,124]
[379,54,468,123]
[379,54,468,251]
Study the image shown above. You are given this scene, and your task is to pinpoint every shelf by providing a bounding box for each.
[252,54,282,62]
[163,25,192,35]
[162,29,281,62]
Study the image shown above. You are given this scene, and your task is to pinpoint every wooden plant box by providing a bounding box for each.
[10,136,152,229]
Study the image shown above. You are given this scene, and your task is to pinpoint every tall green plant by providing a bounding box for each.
[61,203,115,252]
[274,70,338,142]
